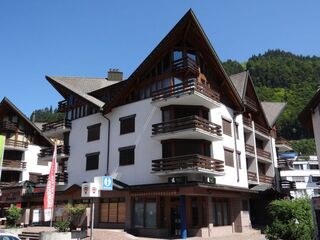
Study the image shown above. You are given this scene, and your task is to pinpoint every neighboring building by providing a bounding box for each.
[0,97,52,214]
[27,10,286,238]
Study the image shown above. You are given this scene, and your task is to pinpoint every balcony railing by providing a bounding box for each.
[152,154,224,174]
[38,145,70,159]
[244,97,258,112]
[152,78,220,103]
[278,159,293,169]
[280,180,296,190]
[255,123,269,136]
[58,100,67,112]
[172,57,199,76]
[256,148,271,160]
[0,120,17,132]
[38,172,68,184]
[245,144,255,155]
[5,139,28,149]
[152,115,222,137]
[0,182,13,188]
[2,160,26,169]
[42,119,71,132]
[247,171,258,182]
[259,175,273,184]
[243,117,252,128]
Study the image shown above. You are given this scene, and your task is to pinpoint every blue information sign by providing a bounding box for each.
[102,176,113,190]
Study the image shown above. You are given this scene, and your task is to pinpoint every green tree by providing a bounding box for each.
[30,106,64,123]
[222,59,244,75]
[6,206,22,228]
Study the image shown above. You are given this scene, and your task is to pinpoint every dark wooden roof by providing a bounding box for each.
[299,89,320,130]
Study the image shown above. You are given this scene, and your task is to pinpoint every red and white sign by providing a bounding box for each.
[81,182,100,198]
[43,143,57,221]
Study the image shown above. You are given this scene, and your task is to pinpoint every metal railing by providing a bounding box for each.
[152,115,222,137]
[152,78,220,103]
[42,119,71,132]
[152,154,224,174]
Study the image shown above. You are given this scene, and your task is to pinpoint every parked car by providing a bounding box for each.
[0,233,21,240]
[279,151,298,159]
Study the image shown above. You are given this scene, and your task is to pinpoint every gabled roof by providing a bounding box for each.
[103,9,243,113]
[0,97,52,146]
[261,102,287,127]
[299,88,320,130]
[229,71,248,99]
[45,76,121,109]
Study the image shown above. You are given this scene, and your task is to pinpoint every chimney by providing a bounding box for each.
[108,69,123,81]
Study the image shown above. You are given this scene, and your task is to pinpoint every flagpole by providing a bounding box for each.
[50,140,57,228]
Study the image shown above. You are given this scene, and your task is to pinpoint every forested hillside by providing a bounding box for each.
[223,50,320,141]
[30,106,63,123]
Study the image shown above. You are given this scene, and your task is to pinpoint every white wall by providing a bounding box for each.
[312,106,320,167]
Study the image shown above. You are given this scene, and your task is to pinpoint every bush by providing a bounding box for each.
[265,198,314,240]
[6,206,22,228]
[65,204,86,230]
[54,219,70,232]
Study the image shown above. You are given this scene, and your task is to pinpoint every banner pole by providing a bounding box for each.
[90,200,94,240]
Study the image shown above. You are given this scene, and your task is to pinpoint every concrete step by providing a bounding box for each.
[18,232,40,240]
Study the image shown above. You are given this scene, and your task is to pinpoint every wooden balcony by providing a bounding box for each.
[152,154,224,176]
[38,172,68,185]
[5,139,28,150]
[38,145,70,161]
[58,100,67,112]
[152,115,222,141]
[0,120,17,132]
[151,78,220,108]
[256,148,271,161]
[278,159,293,169]
[42,119,71,138]
[247,171,258,182]
[0,181,13,189]
[172,57,199,76]
[244,97,258,112]
[255,123,269,136]
[243,116,252,128]
[2,160,26,170]
[280,180,296,190]
[276,137,293,152]
[259,175,273,184]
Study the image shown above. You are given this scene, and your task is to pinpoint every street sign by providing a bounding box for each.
[81,183,100,198]
[102,176,113,190]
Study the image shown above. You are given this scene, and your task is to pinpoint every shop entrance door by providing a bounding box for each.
[170,206,181,237]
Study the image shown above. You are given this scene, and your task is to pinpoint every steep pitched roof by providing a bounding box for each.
[0,97,52,146]
[103,9,243,113]
[45,76,120,108]
[229,71,248,99]
[261,102,287,127]
[299,88,320,130]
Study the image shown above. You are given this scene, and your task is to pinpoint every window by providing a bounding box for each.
[119,146,135,166]
[133,198,157,228]
[224,148,234,167]
[292,176,305,182]
[120,114,136,135]
[212,198,230,226]
[86,152,99,170]
[294,164,303,170]
[100,198,126,223]
[310,164,319,170]
[87,123,101,142]
[222,118,232,136]
[312,177,320,183]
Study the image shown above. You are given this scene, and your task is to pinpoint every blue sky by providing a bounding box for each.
[1,0,320,116]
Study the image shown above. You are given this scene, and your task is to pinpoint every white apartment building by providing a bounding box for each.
[28,10,286,238]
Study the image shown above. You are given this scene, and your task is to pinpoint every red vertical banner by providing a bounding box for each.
[43,142,57,221]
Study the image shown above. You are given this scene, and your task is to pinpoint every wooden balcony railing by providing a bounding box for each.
[38,145,70,159]
[152,115,222,137]
[255,123,269,136]
[243,116,252,128]
[42,119,71,132]
[5,139,28,149]
[0,120,17,132]
[247,171,257,182]
[2,160,26,169]
[280,180,296,190]
[259,175,273,184]
[278,159,293,169]
[38,172,68,184]
[256,148,271,159]
[244,97,258,112]
[245,144,255,155]
[58,100,67,112]
[172,57,199,76]
[152,154,224,174]
[0,182,13,188]
[152,78,220,103]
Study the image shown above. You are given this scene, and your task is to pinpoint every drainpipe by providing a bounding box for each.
[102,114,111,176]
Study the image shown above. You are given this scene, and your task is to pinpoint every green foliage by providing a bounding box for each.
[30,106,64,123]
[222,59,245,75]
[54,219,71,232]
[265,198,314,240]
[6,206,22,228]
[290,139,316,155]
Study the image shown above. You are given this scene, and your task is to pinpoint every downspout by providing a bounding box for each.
[102,114,111,176]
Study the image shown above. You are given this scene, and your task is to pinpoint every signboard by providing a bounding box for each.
[102,176,113,190]
[0,135,6,181]
[81,183,100,198]
[32,209,40,223]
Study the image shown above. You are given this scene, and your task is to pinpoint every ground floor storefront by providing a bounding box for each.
[0,183,262,238]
